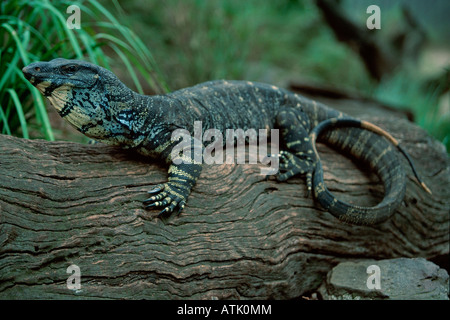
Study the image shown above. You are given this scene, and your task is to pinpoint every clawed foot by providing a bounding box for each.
[143,183,187,217]
[266,151,315,197]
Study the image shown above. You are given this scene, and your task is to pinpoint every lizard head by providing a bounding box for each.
[22,58,124,140]
[22,58,100,92]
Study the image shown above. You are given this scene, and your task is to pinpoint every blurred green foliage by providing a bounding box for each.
[120,0,372,89]
[116,0,448,151]
[0,0,167,140]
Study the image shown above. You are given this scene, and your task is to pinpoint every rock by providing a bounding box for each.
[319,258,449,300]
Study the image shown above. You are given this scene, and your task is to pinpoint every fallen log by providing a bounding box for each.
[0,104,448,299]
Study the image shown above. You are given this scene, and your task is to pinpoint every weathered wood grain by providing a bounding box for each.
[0,114,448,299]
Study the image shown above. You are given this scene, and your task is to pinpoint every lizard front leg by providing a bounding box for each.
[144,136,203,216]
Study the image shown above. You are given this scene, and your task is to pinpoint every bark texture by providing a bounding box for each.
[0,100,448,299]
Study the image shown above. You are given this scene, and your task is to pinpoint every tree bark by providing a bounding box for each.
[0,103,448,299]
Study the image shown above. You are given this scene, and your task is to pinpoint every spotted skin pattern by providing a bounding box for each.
[22,58,430,225]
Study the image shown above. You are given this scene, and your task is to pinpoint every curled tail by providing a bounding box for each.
[309,118,431,225]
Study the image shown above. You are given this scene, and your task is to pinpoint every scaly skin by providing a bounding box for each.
[22,58,430,225]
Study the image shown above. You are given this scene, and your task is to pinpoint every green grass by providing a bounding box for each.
[0,0,168,140]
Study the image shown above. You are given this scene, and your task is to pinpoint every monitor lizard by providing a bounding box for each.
[22,58,431,225]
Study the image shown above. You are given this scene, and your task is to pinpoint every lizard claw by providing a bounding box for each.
[147,184,164,194]
[158,201,179,217]
[305,171,313,198]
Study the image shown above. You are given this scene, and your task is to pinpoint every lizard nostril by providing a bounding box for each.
[34,67,40,72]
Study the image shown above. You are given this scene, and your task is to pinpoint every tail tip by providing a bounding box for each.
[421,182,432,195]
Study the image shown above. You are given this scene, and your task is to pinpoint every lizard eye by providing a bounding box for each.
[61,64,79,75]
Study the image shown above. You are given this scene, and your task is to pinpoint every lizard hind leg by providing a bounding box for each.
[276,150,315,196]
[275,108,318,196]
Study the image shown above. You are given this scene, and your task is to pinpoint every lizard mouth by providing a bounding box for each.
[22,65,40,84]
